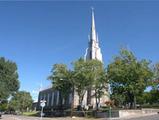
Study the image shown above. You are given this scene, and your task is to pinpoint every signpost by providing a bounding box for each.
[109,106,112,118]
[40,100,46,120]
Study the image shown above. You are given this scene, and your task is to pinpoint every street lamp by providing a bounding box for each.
[109,105,112,118]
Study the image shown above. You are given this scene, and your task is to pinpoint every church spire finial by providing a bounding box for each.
[91,6,94,11]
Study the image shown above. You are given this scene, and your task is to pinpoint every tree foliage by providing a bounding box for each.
[137,89,159,106]
[9,91,33,113]
[152,63,159,88]
[0,57,20,100]
[73,58,94,106]
[48,58,108,109]
[87,60,108,109]
[154,63,159,79]
[107,48,153,109]
[0,100,8,111]
[48,64,73,106]
[148,89,159,104]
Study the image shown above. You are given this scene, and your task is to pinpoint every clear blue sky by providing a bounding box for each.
[0,1,159,101]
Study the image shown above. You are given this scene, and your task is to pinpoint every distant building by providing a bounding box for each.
[32,101,38,111]
[37,9,109,111]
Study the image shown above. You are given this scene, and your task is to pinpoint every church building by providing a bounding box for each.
[37,9,109,111]
[74,9,109,108]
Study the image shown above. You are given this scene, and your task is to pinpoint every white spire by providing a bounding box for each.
[85,8,103,62]
[90,7,96,41]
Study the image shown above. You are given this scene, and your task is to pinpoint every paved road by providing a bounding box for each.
[1,114,159,120]
[1,115,92,120]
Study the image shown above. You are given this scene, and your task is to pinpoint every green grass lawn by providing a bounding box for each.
[23,111,39,116]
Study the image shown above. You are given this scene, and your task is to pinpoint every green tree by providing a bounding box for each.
[111,93,125,107]
[107,48,153,109]
[0,100,8,111]
[0,57,20,100]
[48,64,73,108]
[9,91,33,113]
[73,58,108,109]
[154,63,159,79]
[88,60,108,110]
[152,63,159,88]
[149,89,159,104]
[136,92,151,105]
[137,89,159,107]
[73,58,92,106]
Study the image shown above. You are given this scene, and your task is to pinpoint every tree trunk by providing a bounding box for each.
[87,88,92,105]
[130,101,133,109]
[98,97,101,109]
[95,90,98,110]
[134,95,136,109]
[128,92,134,109]
[79,95,82,107]
[78,94,84,107]
[95,89,100,111]
[77,95,83,111]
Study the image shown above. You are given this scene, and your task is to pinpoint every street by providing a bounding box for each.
[0,115,92,120]
[1,114,159,120]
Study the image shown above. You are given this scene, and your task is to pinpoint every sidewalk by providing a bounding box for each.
[104,113,158,120]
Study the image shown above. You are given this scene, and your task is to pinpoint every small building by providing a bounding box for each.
[32,101,38,111]
[37,88,72,111]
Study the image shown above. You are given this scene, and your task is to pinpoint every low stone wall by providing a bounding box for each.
[119,110,142,118]
[119,109,159,118]
[142,108,159,114]
[94,110,119,118]
[43,108,159,118]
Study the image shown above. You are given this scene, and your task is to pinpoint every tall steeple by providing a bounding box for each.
[85,8,103,62]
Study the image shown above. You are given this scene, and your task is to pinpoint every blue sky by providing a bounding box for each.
[0,1,159,101]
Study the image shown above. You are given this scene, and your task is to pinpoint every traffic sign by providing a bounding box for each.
[40,100,46,107]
